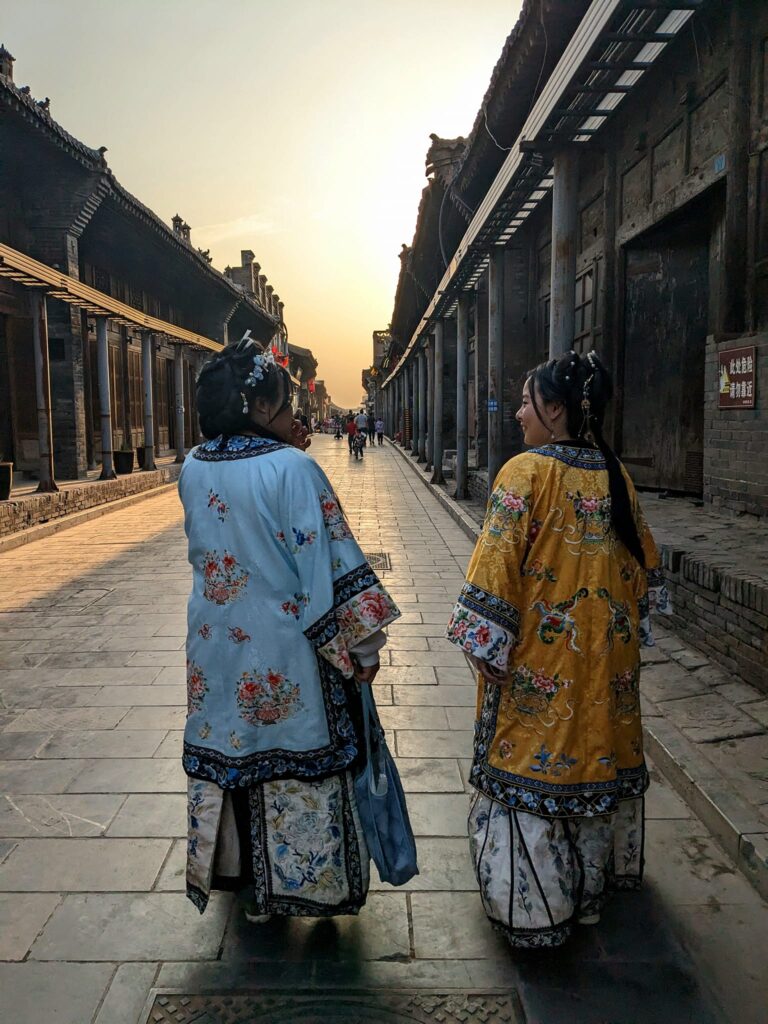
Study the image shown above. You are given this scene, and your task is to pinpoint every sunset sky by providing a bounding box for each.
[4,0,522,408]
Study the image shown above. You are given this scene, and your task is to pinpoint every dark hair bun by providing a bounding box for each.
[196,337,290,440]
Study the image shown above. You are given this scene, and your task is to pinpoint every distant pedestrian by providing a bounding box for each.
[334,416,343,440]
[375,418,384,445]
[367,413,375,442]
[352,427,365,460]
[346,415,356,453]
[355,409,368,445]
[446,350,671,949]
[179,336,400,921]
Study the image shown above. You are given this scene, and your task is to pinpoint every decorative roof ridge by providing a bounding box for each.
[0,65,277,326]
[105,178,275,323]
[0,72,103,165]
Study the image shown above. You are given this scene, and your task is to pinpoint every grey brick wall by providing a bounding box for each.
[661,545,768,695]
[0,464,181,538]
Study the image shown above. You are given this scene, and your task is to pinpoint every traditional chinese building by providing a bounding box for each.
[0,47,283,490]
[288,343,319,421]
[382,0,768,519]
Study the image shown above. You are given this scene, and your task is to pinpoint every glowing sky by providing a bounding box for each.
[4,0,522,408]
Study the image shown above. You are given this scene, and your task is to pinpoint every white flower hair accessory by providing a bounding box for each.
[244,349,275,387]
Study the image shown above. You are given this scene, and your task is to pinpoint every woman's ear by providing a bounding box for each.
[547,400,565,425]
[251,395,271,417]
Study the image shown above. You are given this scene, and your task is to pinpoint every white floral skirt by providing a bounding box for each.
[469,792,644,948]
[187,771,370,916]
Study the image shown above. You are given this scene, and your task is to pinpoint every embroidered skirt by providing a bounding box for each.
[187,771,370,916]
[469,792,644,949]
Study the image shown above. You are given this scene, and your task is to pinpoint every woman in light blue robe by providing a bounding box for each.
[179,337,399,917]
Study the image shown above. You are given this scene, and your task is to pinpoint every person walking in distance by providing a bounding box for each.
[375,417,384,446]
[345,413,356,454]
[355,408,368,446]
[445,350,671,949]
[352,425,365,461]
[178,336,400,920]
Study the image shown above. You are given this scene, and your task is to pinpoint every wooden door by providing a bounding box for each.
[154,357,171,451]
[622,215,709,494]
[5,317,37,470]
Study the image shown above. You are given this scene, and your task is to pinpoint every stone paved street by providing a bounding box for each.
[0,436,766,1023]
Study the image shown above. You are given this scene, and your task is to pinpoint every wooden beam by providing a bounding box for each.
[588,60,654,71]
[0,243,222,353]
[603,31,675,43]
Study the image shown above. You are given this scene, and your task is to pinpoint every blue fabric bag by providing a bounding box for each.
[354,686,419,886]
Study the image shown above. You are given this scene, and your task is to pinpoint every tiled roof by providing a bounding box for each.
[0,71,277,327]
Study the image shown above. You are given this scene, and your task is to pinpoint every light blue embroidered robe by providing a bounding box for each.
[178,434,400,790]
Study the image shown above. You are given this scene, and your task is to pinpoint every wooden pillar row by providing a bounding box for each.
[142,331,157,471]
[455,292,470,500]
[95,315,116,481]
[431,322,444,485]
[29,289,58,492]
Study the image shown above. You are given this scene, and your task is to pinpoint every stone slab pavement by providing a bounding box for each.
[0,436,765,1023]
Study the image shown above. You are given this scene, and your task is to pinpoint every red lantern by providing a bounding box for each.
[308,378,316,393]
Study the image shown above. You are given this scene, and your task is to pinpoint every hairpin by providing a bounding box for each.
[241,391,249,414]
[244,350,276,387]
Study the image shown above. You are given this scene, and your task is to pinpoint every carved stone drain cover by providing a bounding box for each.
[142,989,522,1024]
[363,551,392,571]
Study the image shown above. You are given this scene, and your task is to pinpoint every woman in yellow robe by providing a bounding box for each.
[446,350,669,949]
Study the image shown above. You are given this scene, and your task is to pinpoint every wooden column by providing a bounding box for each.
[431,322,445,484]
[29,289,58,492]
[80,310,96,470]
[402,362,411,446]
[722,0,751,333]
[417,347,427,462]
[425,340,434,471]
[141,332,157,471]
[120,330,132,449]
[173,345,186,463]
[95,315,116,480]
[488,247,505,490]
[411,358,420,456]
[549,148,579,357]
[455,292,470,499]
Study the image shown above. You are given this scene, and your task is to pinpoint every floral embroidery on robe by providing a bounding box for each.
[446,443,671,820]
[179,435,400,790]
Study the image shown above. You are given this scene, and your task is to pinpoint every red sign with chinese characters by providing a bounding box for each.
[718,346,756,409]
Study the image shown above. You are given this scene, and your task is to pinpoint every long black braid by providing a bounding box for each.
[527,350,646,568]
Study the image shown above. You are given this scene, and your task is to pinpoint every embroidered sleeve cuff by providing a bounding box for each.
[445,584,519,671]
[304,565,400,678]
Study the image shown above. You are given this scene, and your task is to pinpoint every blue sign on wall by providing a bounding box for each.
[487,398,499,412]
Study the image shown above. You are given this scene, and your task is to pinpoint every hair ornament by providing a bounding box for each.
[240,391,249,414]
[580,352,598,435]
[243,349,276,388]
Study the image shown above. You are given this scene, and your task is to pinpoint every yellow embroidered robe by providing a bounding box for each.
[445,443,669,819]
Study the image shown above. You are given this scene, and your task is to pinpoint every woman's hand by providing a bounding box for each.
[290,418,312,450]
[354,661,380,685]
[471,656,507,685]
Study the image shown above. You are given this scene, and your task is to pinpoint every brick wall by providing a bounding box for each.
[703,332,768,517]
[468,468,489,504]
[0,464,181,538]
[661,546,768,695]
